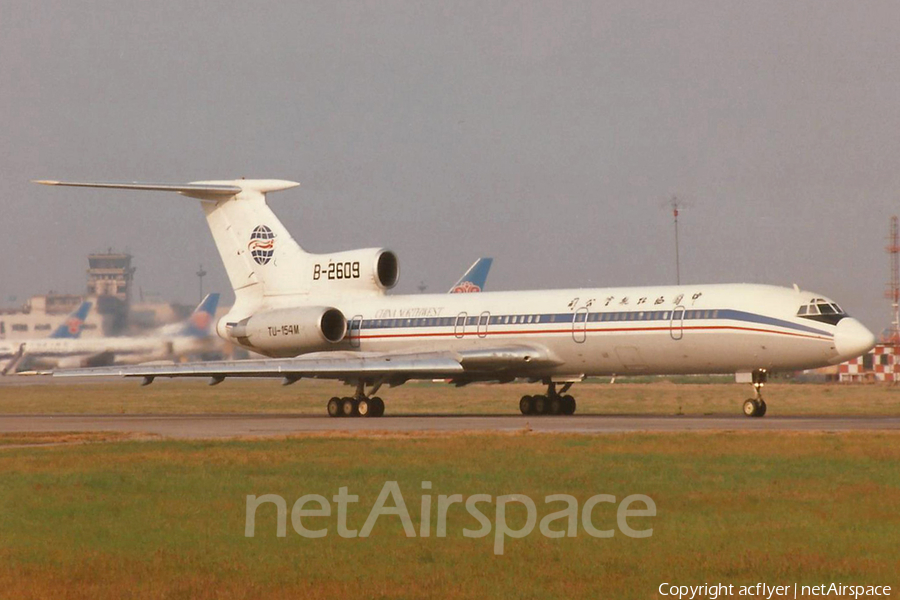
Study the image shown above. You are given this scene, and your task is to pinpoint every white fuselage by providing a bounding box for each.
[233,282,873,377]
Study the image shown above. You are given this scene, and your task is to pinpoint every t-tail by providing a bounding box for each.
[449,258,493,293]
[33,179,401,347]
[49,301,92,339]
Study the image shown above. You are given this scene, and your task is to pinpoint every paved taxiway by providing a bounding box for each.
[1,414,899,439]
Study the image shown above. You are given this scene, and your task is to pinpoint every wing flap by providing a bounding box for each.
[53,351,466,380]
[51,345,559,381]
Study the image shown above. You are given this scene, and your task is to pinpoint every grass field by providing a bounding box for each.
[0,432,898,599]
[2,378,900,416]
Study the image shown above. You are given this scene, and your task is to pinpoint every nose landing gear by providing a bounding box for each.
[742,369,768,418]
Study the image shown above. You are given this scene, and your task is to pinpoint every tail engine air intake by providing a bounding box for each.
[227,306,347,357]
[307,248,399,293]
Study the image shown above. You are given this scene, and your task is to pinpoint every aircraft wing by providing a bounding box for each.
[52,345,562,384]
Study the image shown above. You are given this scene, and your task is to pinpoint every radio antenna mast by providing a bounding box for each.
[885,216,900,345]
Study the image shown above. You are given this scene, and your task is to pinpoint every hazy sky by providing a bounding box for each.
[2,1,899,331]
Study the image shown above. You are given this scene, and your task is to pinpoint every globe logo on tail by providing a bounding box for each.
[248,225,275,265]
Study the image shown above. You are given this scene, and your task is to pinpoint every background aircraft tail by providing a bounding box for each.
[49,301,92,339]
[449,258,493,293]
[179,293,220,338]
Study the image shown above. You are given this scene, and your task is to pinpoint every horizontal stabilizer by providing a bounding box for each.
[32,179,300,201]
[33,180,242,201]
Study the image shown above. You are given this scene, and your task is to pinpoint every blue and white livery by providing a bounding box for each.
[0,293,220,373]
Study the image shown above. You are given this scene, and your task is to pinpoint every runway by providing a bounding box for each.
[2,413,899,439]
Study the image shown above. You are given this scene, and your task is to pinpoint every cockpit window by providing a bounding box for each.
[797,298,847,325]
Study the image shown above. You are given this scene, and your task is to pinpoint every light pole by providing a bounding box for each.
[669,196,685,285]
[196,265,207,302]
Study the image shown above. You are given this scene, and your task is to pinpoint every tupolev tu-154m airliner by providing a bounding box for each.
[34,178,876,418]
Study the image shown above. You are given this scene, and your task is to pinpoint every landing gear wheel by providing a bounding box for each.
[357,398,371,417]
[370,397,385,417]
[341,397,358,417]
[757,400,767,417]
[548,395,563,415]
[743,398,764,418]
[532,395,548,415]
[327,397,343,418]
[519,395,534,415]
[561,395,576,415]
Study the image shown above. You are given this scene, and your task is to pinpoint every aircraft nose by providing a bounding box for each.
[834,317,877,360]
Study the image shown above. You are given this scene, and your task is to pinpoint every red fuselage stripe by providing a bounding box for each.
[351,325,832,342]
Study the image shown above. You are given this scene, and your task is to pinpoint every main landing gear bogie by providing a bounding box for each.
[328,381,386,418]
[328,395,385,418]
[520,383,577,416]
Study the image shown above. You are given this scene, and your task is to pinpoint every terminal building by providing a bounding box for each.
[1,251,138,340]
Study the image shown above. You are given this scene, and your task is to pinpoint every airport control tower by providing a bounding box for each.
[87,251,135,302]
[87,251,135,333]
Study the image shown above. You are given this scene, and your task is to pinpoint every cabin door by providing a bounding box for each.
[670,306,685,340]
[573,307,588,343]
[454,312,468,339]
[348,315,363,348]
[477,312,490,338]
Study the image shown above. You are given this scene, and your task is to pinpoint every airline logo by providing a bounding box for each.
[248,225,275,265]
[66,317,84,335]
[190,311,212,331]
[451,281,482,293]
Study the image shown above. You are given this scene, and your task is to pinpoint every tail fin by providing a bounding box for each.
[34,179,308,309]
[449,258,493,293]
[50,301,92,339]
[180,293,220,337]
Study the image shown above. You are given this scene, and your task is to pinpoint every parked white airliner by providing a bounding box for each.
[35,179,876,418]
[0,293,220,372]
